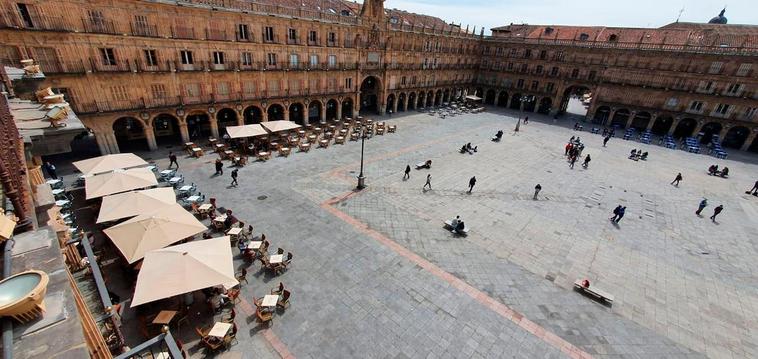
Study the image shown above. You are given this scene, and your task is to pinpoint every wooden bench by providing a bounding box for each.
[573,280,614,305]
[443,220,469,236]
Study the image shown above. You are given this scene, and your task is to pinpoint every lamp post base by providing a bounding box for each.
[356,175,366,190]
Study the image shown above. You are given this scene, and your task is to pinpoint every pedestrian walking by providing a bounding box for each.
[610,205,622,222]
[215,159,224,176]
[423,174,432,190]
[695,198,708,216]
[230,168,239,187]
[467,176,477,193]
[533,184,542,200]
[615,206,626,223]
[523,116,529,124]
[671,173,683,186]
[603,135,610,147]
[564,142,573,156]
[569,155,577,169]
[43,162,58,179]
[582,154,591,169]
[747,180,758,195]
[168,151,178,169]
[403,165,411,180]
[710,205,723,222]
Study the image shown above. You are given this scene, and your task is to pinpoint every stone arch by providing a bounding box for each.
[186,111,211,140]
[341,98,353,119]
[408,92,416,110]
[497,91,509,107]
[443,89,450,103]
[398,93,406,112]
[558,84,594,116]
[386,94,396,114]
[217,108,238,134]
[484,89,496,105]
[509,93,522,110]
[112,116,149,152]
[722,126,750,149]
[610,109,630,128]
[434,90,442,106]
[537,97,552,114]
[326,99,338,120]
[152,113,182,146]
[289,102,305,125]
[418,92,426,108]
[630,111,651,131]
[426,91,434,107]
[267,104,285,121]
[243,105,263,124]
[699,122,722,144]
[522,95,537,112]
[308,100,322,123]
[359,76,381,114]
[650,115,673,135]
[672,118,697,139]
[748,133,758,153]
[593,106,611,124]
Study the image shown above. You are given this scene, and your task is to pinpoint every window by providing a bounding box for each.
[243,81,255,94]
[608,34,618,42]
[16,3,34,28]
[714,103,730,115]
[134,15,152,36]
[212,51,224,65]
[100,48,116,65]
[345,77,353,89]
[184,83,200,97]
[665,97,679,108]
[516,79,524,89]
[550,67,559,76]
[689,101,703,112]
[520,64,528,73]
[555,51,565,61]
[531,81,539,90]
[699,81,715,93]
[241,52,252,66]
[267,53,277,66]
[328,32,336,45]
[539,50,547,60]
[180,50,193,65]
[144,49,157,66]
[588,70,596,81]
[708,61,723,74]
[264,26,275,42]
[309,54,318,66]
[217,82,230,96]
[571,68,579,78]
[400,76,406,85]
[288,28,297,43]
[579,33,589,41]
[725,83,742,95]
[546,82,555,92]
[289,53,299,68]
[744,107,757,119]
[536,65,543,74]
[110,86,128,101]
[308,31,317,44]
[736,63,752,76]
[151,84,166,99]
[237,24,249,40]
[507,62,513,70]
[328,55,337,67]
[524,49,531,58]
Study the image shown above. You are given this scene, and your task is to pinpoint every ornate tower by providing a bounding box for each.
[360,0,385,22]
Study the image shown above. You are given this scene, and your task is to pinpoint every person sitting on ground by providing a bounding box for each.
[472,145,478,153]
[460,144,468,153]
[449,215,460,229]
[640,152,648,160]
[424,160,432,169]
[454,220,465,234]
[720,167,729,177]
[496,130,503,139]
[466,142,473,151]
[629,149,637,159]
[708,164,719,175]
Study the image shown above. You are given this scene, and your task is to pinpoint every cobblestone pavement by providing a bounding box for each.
[98,108,757,358]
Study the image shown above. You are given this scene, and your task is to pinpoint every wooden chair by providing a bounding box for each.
[299,142,311,152]
[277,247,284,255]
[388,125,397,133]
[235,268,248,284]
[190,202,200,216]
[195,326,210,340]
[271,282,285,295]
[335,136,345,144]
[284,252,293,268]
[222,308,236,323]
[277,290,291,310]
[226,288,241,304]
[255,304,273,325]
[223,323,238,348]
[258,255,270,269]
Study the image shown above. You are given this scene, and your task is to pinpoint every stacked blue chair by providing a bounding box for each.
[623,128,636,140]
[684,137,700,153]
[639,130,652,144]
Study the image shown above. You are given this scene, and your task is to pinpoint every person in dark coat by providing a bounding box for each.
[403,165,411,180]
[215,159,224,176]
[467,176,477,193]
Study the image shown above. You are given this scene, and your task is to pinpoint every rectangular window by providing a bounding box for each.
[237,24,249,40]
[144,49,157,66]
[744,107,757,119]
[689,101,703,112]
[531,81,539,90]
[665,97,679,108]
[289,54,299,68]
[708,61,723,74]
[100,48,116,65]
[241,52,252,66]
[16,3,34,28]
[308,31,317,44]
[400,76,406,85]
[520,64,528,73]
[264,26,275,42]
[588,70,596,81]
[328,55,337,68]
[288,28,297,43]
[309,54,318,66]
[736,63,752,76]
[267,53,277,66]
[546,82,555,92]
[507,62,513,70]
[217,82,230,96]
[571,68,579,78]
[212,51,224,65]
[328,32,337,46]
[184,83,200,97]
[524,49,531,58]
[536,65,543,74]
[550,67,559,76]
[714,103,730,115]
[725,83,742,95]
[180,50,193,65]
[243,81,255,94]
[151,84,166,98]
[111,86,128,101]
[539,50,547,60]
[517,79,524,89]
[345,77,353,89]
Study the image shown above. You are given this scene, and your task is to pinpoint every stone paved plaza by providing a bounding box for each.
[109,108,758,358]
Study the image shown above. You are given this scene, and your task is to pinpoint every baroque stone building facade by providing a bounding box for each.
[0,1,756,153]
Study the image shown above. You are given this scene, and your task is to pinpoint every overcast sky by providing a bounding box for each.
[382,0,757,33]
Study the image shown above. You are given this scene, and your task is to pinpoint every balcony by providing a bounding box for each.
[262,34,280,44]
[0,11,71,31]
[171,26,196,40]
[82,18,119,35]
[286,37,301,45]
[206,28,231,41]
[37,59,87,75]
[90,58,133,73]
[130,23,159,37]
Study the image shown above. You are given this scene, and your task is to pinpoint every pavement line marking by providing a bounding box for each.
[237,295,296,359]
[321,194,593,359]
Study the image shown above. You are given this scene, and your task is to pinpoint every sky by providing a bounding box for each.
[381,0,758,33]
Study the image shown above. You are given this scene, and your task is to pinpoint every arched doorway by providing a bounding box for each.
[509,93,522,110]
[443,89,450,103]
[326,99,338,120]
[630,112,651,131]
[723,126,750,149]
[308,101,322,123]
[398,93,406,112]
[474,88,483,97]
[558,85,593,118]
[359,76,380,114]
[593,106,610,125]
[408,93,416,110]
[497,91,509,107]
[341,98,353,119]
[386,94,395,114]
[243,105,263,124]
[152,114,181,146]
[748,136,758,153]
[112,117,148,152]
[611,109,630,128]
[523,96,537,112]
[289,103,305,125]
[267,104,285,121]
[435,90,442,106]
[418,92,426,108]
[187,113,211,140]
[538,98,552,114]
[699,122,722,144]
[484,89,496,105]
[217,108,238,135]
[426,91,434,107]
[672,118,697,139]
[650,115,673,135]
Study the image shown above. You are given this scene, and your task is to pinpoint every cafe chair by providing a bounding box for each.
[276,290,290,310]
[235,268,248,285]
[271,282,285,295]
[277,247,284,255]
[222,308,236,323]
[255,304,273,326]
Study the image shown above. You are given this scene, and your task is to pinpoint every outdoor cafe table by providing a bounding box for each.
[270,254,284,264]
[227,227,243,238]
[213,214,228,224]
[208,322,232,338]
[46,178,63,189]
[178,185,193,193]
[247,241,263,250]
[184,142,194,149]
[307,135,317,143]
[51,188,65,196]
[198,203,212,211]
[55,199,70,207]
[261,294,278,308]
[146,165,158,172]
[152,310,177,325]
[160,169,175,177]
[185,195,201,203]
[168,177,182,185]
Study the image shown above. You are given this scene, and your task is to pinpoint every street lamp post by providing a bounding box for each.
[357,125,367,190]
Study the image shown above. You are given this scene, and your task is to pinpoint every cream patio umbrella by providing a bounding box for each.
[260,120,301,133]
[73,153,148,175]
[103,203,206,263]
[225,124,268,139]
[96,187,176,223]
[131,236,237,307]
[84,168,158,199]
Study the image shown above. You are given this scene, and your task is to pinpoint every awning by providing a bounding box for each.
[85,168,158,199]
[261,120,301,133]
[465,95,482,101]
[96,187,177,223]
[73,153,148,175]
[225,124,268,139]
